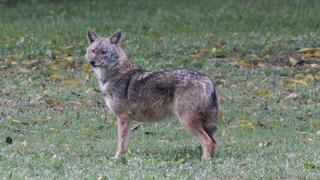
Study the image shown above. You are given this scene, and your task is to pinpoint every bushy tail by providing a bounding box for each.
[210,86,218,109]
[203,86,218,139]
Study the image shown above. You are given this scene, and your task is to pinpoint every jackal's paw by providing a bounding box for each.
[114,151,125,159]
[202,155,211,161]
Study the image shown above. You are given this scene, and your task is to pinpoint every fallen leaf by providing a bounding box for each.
[82,64,91,72]
[243,103,256,109]
[50,128,61,133]
[46,98,61,106]
[247,122,256,130]
[147,148,155,155]
[190,48,211,60]
[309,63,320,68]
[176,127,185,131]
[0,97,15,105]
[257,63,267,69]
[239,120,256,131]
[232,61,252,69]
[10,119,21,123]
[190,54,201,59]
[305,138,313,142]
[257,139,284,148]
[306,99,320,105]
[63,143,69,148]
[228,125,238,129]
[289,56,298,66]
[285,93,299,99]
[53,49,63,56]
[82,127,91,132]
[52,154,58,159]
[295,73,315,81]
[300,131,314,143]
[285,79,308,86]
[216,79,226,86]
[249,53,263,61]
[297,48,320,58]
[21,140,28,146]
[255,89,272,98]
[85,87,97,94]
[49,60,69,70]
[239,120,249,125]
[199,48,211,53]
[64,56,74,62]
[246,80,257,87]
[83,74,90,81]
[79,135,87,140]
[23,59,39,66]
[62,120,70,126]
[67,100,82,105]
[274,125,283,129]
[62,76,77,89]
[265,43,278,52]
[305,113,314,119]
[266,139,284,146]
[50,72,60,81]
[64,45,75,49]
[217,111,224,118]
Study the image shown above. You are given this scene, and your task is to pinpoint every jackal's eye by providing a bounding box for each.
[91,49,96,53]
[101,50,107,55]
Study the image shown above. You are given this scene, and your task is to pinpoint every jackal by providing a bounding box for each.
[85,30,218,160]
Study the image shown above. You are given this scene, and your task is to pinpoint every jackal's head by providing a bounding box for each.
[85,29,122,68]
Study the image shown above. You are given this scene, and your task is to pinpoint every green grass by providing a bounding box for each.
[1,0,320,179]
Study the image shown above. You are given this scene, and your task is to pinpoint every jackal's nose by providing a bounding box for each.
[90,61,96,67]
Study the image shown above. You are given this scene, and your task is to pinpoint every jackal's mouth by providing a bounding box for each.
[90,61,104,68]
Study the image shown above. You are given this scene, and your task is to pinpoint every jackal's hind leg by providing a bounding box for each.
[179,115,214,160]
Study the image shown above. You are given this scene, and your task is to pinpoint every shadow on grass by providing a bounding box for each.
[144,146,203,162]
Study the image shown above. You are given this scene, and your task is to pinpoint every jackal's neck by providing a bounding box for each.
[94,47,137,85]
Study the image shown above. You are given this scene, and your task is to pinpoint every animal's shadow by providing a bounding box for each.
[144,146,203,162]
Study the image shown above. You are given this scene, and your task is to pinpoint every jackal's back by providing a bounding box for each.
[121,69,217,121]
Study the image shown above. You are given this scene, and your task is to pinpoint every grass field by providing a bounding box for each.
[0,0,320,179]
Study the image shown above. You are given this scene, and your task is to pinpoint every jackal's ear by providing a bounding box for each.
[87,29,99,45]
[110,30,122,44]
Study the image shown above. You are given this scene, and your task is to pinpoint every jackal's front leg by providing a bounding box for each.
[115,115,132,158]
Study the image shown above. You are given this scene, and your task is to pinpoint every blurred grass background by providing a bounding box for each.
[0,0,319,179]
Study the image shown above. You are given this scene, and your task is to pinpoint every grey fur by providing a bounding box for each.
[85,30,218,160]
